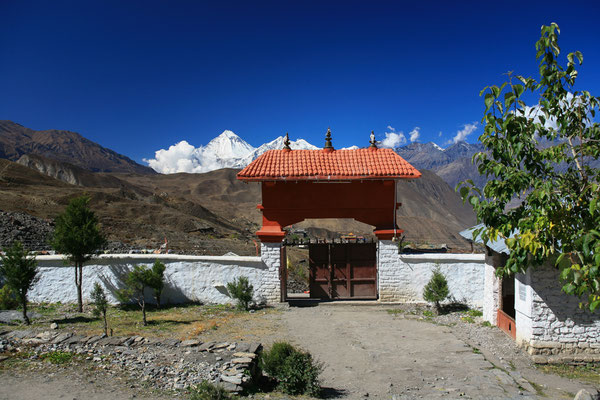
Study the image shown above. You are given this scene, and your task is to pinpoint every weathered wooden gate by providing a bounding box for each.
[309,242,377,299]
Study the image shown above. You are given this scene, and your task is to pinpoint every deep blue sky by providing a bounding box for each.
[2,1,599,163]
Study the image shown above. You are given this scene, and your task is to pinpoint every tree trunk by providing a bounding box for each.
[75,263,83,313]
[22,295,30,325]
[102,310,108,336]
[156,293,161,309]
[142,298,147,326]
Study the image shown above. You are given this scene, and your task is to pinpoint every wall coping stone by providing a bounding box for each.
[399,253,485,263]
[35,254,263,264]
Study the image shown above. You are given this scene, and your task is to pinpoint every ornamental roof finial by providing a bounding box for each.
[324,127,334,150]
[369,130,377,148]
[283,132,291,150]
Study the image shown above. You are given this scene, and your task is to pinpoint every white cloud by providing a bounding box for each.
[446,123,478,145]
[409,127,420,142]
[380,126,407,148]
[144,140,227,174]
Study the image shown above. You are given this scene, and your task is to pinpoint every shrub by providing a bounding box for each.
[91,282,109,335]
[226,276,254,311]
[0,285,19,310]
[189,381,233,400]
[423,267,449,314]
[260,341,322,397]
[149,260,166,307]
[40,351,73,364]
[0,241,39,324]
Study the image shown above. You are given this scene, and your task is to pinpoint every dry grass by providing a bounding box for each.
[16,303,280,341]
[537,363,600,385]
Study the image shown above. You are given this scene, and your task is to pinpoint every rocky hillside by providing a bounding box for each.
[0,120,155,174]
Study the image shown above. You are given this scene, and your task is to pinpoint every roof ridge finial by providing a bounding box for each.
[324,127,334,150]
[369,130,377,149]
[283,132,291,151]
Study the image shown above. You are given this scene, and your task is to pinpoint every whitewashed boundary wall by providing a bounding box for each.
[377,240,486,308]
[28,252,280,306]
[515,265,600,362]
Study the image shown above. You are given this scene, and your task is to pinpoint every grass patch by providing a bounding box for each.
[461,316,475,323]
[422,310,435,318]
[387,309,405,315]
[537,363,600,385]
[40,351,73,364]
[472,347,481,354]
[24,302,272,339]
[468,309,483,317]
[481,321,493,327]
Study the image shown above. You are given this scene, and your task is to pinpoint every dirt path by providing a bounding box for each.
[271,305,598,399]
[1,304,598,400]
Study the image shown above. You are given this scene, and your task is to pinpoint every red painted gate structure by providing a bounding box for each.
[309,243,377,299]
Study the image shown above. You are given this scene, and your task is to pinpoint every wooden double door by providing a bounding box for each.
[309,243,377,299]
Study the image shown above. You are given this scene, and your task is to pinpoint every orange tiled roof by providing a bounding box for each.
[237,148,421,181]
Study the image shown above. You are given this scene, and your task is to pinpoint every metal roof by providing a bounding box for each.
[459,223,515,255]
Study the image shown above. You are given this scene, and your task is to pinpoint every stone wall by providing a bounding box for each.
[515,265,600,362]
[377,241,486,308]
[482,253,501,325]
[28,252,280,306]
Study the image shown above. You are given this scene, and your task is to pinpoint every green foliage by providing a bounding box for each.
[459,23,600,311]
[468,309,483,317]
[422,310,434,318]
[423,267,449,312]
[0,241,39,324]
[40,351,73,364]
[461,316,475,323]
[51,195,106,312]
[481,321,493,327]
[0,285,19,310]
[226,276,254,311]
[91,282,109,335]
[189,381,234,400]
[117,264,155,325]
[149,260,166,307]
[260,341,322,397]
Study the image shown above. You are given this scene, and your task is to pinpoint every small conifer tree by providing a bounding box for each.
[226,276,254,311]
[91,282,109,335]
[0,241,39,325]
[423,267,449,313]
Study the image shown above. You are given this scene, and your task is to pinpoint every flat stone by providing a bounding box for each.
[36,331,58,342]
[97,336,126,346]
[22,338,46,345]
[0,356,9,362]
[248,343,261,353]
[52,332,73,344]
[492,369,514,386]
[181,339,200,347]
[231,357,253,364]
[164,339,181,347]
[50,322,58,330]
[64,335,86,345]
[574,389,594,400]
[221,375,242,385]
[86,335,104,344]
[7,330,33,339]
[198,342,215,351]
[235,342,251,352]
[221,382,240,392]
[213,342,229,349]
[232,352,257,359]
[530,355,548,364]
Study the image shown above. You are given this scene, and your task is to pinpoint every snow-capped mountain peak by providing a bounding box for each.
[431,142,444,151]
[235,135,318,168]
[204,130,255,159]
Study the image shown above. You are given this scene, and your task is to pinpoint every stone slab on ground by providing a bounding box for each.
[0,311,41,324]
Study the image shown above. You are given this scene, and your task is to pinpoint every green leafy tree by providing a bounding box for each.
[423,267,449,313]
[116,265,153,325]
[91,282,109,335]
[51,195,107,312]
[226,276,254,311]
[0,242,39,324]
[459,23,600,310]
[148,260,166,308]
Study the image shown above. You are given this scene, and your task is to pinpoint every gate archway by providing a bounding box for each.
[237,130,421,302]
